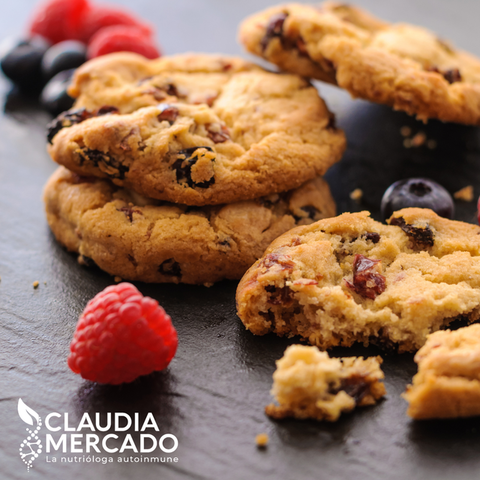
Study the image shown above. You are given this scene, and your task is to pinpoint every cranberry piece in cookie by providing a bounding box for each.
[346,254,386,300]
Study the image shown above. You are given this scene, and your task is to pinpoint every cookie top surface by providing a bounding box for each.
[47,52,345,206]
[265,345,385,421]
[240,2,480,124]
[404,324,480,419]
[44,167,336,285]
[236,208,480,352]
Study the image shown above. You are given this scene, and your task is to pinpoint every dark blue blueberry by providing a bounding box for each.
[40,69,75,115]
[41,40,86,81]
[381,178,454,220]
[0,36,50,91]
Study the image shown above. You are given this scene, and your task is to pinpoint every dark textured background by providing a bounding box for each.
[2,1,480,479]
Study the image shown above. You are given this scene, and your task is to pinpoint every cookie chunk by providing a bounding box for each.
[47,52,345,206]
[236,208,480,352]
[44,167,336,285]
[265,345,386,421]
[404,324,480,419]
[240,3,480,124]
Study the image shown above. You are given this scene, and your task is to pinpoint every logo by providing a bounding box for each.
[16,399,179,469]
[18,399,43,472]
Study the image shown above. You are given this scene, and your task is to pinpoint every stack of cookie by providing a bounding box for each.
[44,53,345,285]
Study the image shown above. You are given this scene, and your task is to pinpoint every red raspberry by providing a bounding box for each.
[68,283,177,385]
[27,0,90,44]
[87,25,161,59]
[76,5,153,43]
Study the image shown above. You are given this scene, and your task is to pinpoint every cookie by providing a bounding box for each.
[236,208,480,352]
[404,324,480,419]
[240,2,480,124]
[47,52,345,206]
[44,167,336,285]
[265,345,386,421]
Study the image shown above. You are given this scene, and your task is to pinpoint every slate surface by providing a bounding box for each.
[2,1,480,479]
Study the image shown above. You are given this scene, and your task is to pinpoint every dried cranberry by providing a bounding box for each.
[157,104,179,124]
[346,254,386,300]
[427,65,462,84]
[117,206,142,222]
[96,105,119,116]
[443,68,462,84]
[77,148,129,180]
[171,146,215,189]
[164,83,181,97]
[363,232,380,244]
[79,255,97,268]
[47,107,89,143]
[261,12,288,51]
[47,105,119,143]
[265,285,293,305]
[206,124,230,143]
[158,258,181,277]
[141,86,166,101]
[389,217,435,247]
[142,83,183,101]
[262,253,295,271]
[339,375,370,403]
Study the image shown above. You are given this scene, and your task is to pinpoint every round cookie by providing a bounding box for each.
[44,167,336,285]
[236,208,480,352]
[47,52,345,206]
[240,2,480,124]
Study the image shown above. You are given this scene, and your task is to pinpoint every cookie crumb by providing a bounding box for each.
[255,433,269,448]
[454,185,474,202]
[33,281,40,289]
[411,132,426,147]
[400,126,411,137]
[427,139,437,149]
[114,276,122,283]
[350,188,363,202]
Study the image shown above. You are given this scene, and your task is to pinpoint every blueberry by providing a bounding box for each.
[40,69,75,115]
[0,36,50,91]
[381,178,454,220]
[41,41,86,81]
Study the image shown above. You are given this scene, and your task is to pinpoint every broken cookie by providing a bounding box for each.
[266,345,386,421]
[237,208,480,352]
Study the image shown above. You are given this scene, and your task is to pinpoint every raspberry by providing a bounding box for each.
[76,5,153,43]
[27,0,90,44]
[87,25,161,59]
[68,283,177,384]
